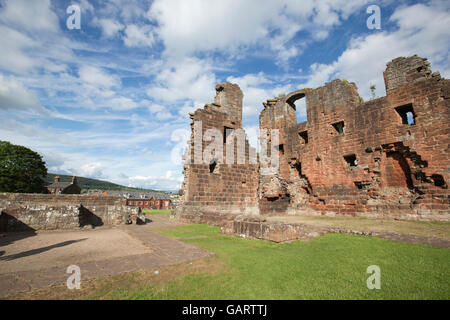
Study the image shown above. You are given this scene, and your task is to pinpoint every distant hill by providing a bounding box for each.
[45,173,170,193]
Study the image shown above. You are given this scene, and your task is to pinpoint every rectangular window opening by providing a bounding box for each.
[298,131,308,144]
[332,121,345,135]
[209,159,218,173]
[344,154,358,167]
[224,126,233,143]
[395,104,416,125]
[295,162,302,177]
[278,144,284,155]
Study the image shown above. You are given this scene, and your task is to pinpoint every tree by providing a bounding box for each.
[359,96,365,104]
[370,84,377,100]
[0,141,48,193]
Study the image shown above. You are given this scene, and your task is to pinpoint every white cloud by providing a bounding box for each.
[147,0,272,56]
[302,1,450,99]
[147,0,375,61]
[155,111,174,120]
[176,101,198,119]
[0,26,38,73]
[109,96,139,110]
[0,0,60,32]
[98,0,147,24]
[94,18,124,38]
[41,151,67,173]
[146,57,216,105]
[147,103,165,113]
[293,98,307,122]
[128,172,183,191]
[77,162,105,179]
[243,125,259,150]
[0,118,75,146]
[123,24,155,47]
[0,74,49,114]
[226,72,292,118]
[77,0,95,13]
[78,65,121,89]
[0,25,73,75]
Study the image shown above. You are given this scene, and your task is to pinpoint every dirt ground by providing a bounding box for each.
[0,215,212,298]
[9,256,223,300]
[0,228,153,274]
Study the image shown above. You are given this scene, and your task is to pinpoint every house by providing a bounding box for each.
[103,191,173,210]
[47,176,81,194]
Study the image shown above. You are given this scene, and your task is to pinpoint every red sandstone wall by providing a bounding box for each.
[177,82,259,216]
[259,55,449,221]
[177,56,448,222]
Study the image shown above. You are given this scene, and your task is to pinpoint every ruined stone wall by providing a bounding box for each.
[177,55,449,224]
[176,83,260,218]
[259,96,309,215]
[0,193,142,231]
[260,55,449,221]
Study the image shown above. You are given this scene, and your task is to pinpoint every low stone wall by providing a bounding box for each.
[0,193,144,232]
[220,216,329,243]
[172,210,328,243]
[173,209,237,227]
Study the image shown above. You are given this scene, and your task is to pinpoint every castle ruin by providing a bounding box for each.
[176,55,450,226]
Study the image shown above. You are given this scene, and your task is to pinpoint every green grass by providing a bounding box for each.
[142,209,172,215]
[92,224,450,300]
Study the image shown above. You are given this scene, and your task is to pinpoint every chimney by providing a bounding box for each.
[54,176,60,183]
[72,176,77,184]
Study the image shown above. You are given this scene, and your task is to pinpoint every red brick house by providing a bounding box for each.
[47,176,81,194]
[103,191,173,210]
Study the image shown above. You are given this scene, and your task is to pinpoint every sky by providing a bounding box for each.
[0,0,449,192]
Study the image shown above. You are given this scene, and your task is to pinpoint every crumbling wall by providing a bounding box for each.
[177,55,449,224]
[260,55,449,221]
[0,193,143,231]
[176,82,260,219]
[220,216,329,243]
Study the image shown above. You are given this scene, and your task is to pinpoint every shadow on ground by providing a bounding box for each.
[0,211,38,246]
[0,238,87,261]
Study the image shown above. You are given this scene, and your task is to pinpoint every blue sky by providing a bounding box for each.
[0,0,449,192]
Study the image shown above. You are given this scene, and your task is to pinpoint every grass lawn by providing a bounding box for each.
[11,224,450,300]
[142,209,172,215]
[267,215,450,240]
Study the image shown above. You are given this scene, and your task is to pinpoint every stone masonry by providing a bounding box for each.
[0,193,143,231]
[176,83,260,217]
[176,55,450,225]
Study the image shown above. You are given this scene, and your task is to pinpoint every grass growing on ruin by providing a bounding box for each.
[142,209,171,215]
[90,224,449,300]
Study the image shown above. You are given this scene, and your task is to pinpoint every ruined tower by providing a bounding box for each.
[176,82,260,221]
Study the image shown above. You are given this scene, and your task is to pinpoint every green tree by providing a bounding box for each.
[370,84,377,100]
[0,141,48,193]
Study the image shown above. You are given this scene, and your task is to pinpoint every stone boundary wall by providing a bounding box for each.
[0,193,143,232]
[219,216,450,246]
[221,216,329,242]
[173,211,328,242]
